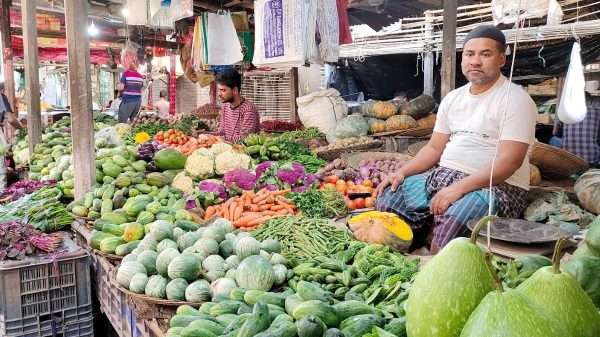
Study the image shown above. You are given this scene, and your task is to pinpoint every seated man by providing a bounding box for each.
[375,25,537,253]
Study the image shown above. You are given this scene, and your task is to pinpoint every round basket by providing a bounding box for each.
[372,126,433,138]
[407,140,428,156]
[343,152,412,169]
[118,285,203,307]
[530,141,589,179]
[94,249,123,263]
[314,141,383,161]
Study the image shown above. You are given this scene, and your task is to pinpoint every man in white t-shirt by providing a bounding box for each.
[155,89,170,119]
[375,25,537,253]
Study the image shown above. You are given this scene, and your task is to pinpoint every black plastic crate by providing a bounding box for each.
[0,234,93,337]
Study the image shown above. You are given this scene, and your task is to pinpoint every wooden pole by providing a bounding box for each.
[0,0,15,108]
[441,0,457,97]
[21,0,42,153]
[423,11,435,96]
[65,0,95,199]
[0,0,17,142]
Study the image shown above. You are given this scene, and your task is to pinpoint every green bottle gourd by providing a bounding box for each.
[406,216,496,337]
[516,238,600,337]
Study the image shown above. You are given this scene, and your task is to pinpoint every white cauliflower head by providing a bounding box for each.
[185,148,215,178]
[172,172,195,195]
[214,150,251,175]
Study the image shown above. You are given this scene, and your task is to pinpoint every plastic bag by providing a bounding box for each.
[95,127,123,148]
[206,12,244,65]
[492,0,554,25]
[335,115,369,139]
[557,42,587,124]
[316,0,340,63]
[297,88,347,143]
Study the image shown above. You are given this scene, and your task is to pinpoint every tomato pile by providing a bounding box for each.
[320,175,376,211]
[154,129,190,146]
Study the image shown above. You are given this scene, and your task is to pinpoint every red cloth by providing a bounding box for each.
[169,54,176,115]
[215,100,260,143]
[337,0,352,45]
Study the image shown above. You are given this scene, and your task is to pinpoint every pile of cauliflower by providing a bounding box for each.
[172,143,251,195]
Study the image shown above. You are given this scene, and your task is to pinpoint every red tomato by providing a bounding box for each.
[365,197,376,208]
[325,175,339,184]
[347,200,357,210]
[354,198,365,209]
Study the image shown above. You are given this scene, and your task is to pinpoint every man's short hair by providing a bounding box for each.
[0,82,4,91]
[215,69,242,91]
[159,89,168,98]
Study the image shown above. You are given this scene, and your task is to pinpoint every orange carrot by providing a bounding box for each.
[252,193,270,204]
[205,206,216,219]
[247,216,272,227]
[270,205,286,211]
[259,204,272,211]
[249,205,260,212]
[233,205,244,221]
[229,202,237,218]
[223,205,230,220]
[271,189,290,196]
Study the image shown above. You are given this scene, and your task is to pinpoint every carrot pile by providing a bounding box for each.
[171,134,223,156]
[204,189,297,230]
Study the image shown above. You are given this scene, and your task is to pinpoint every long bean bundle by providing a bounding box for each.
[252,216,352,265]
[0,187,73,232]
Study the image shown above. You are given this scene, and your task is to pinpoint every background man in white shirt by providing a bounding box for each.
[155,89,170,119]
[375,25,537,253]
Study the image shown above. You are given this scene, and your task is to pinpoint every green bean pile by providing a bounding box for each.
[252,216,353,265]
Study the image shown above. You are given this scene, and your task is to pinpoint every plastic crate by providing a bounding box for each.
[0,234,93,337]
[91,253,127,337]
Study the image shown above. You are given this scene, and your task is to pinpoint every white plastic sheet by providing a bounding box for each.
[557,42,588,124]
[491,0,563,26]
[206,12,244,65]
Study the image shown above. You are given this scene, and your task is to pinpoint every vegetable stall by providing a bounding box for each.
[2,110,599,337]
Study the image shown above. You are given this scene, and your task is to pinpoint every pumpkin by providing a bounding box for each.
[348,211,413,252]
[185,280,212,302]
[530,164,542,186]
[136,250,158,275]
[145,275,169,298]
[398,94,436,119]
[367,118,387,134]
[416,113,436,129]
[517,239,600,337]
[129,273,149,294]
[116,261,147,288]
[157,239,179,253]
[235,255,275,291]
[385,115,418,132]
[156,248,181,277]
[235,237,261,260]
[168,254,201,282]
[406,216,496,337]
[166,278,189,301]
[361,101,397,119]
[575,169,600,214]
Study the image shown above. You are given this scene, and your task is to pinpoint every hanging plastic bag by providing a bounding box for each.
[206,12,244,65]
[126,0,149,26]
[169,0,193,23]
[316,0,340,63]
[557,42,587,124]
[297,88,347,143]
[335,114,369,139]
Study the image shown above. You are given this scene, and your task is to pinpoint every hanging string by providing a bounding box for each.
[485,0,525,250]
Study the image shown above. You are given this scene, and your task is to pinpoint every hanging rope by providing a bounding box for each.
[485,0,526,250]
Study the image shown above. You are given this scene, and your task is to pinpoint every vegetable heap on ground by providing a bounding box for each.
[165,241,416,337]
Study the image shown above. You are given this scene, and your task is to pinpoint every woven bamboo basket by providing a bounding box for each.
[530,141,589,179]
[343,152,412,169]
[314,140,384,161]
